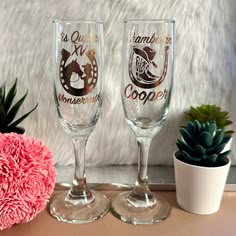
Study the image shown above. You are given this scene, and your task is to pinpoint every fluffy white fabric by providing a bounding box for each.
[0,0,235,166]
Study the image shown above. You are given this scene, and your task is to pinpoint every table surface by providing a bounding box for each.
[2,190,236,236]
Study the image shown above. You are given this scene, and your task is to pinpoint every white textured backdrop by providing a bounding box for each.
[0,0,235,166]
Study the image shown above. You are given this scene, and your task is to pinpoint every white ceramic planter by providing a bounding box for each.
[174,151,231,215]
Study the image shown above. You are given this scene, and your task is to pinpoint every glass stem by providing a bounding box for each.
[137,137,151,184]
[66,136,94,205]
[128,137,156,207]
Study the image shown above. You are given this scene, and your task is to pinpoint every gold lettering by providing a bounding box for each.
[69,31,98,44]
[130,33,172,45]
[58,93,100,104]
[124,83,168,105]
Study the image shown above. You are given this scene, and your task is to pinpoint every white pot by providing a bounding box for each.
[174,151,231,215]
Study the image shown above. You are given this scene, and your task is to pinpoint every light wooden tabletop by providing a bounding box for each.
[2,190,236,236]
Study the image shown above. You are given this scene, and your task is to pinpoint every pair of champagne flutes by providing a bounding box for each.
[51,18,174,225]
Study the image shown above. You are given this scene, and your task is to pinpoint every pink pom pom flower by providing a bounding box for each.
[0,133,56,230]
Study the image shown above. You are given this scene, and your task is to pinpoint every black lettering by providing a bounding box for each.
[135,36,142,43]
[149,33,156,43]
[141,36,150,43]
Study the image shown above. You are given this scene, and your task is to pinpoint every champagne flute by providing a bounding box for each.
[50,19,110,223]
[111,19,175,224]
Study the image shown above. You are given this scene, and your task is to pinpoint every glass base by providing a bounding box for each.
[111,191,171,225]
[50,190,110,224]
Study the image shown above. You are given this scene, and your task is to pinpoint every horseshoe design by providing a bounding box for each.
[59,48,98,96]
[129,46,169,89]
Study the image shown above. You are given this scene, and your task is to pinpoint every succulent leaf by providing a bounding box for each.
[199,131,213,147]
[205,154,218,166]
[186,121,195,136]
[204,122,216,136]
[217,150,231,162]
[182,151,201,163]
[8,104,38,128]
[221,135,232,145]
[4,78,17,113]
[207,142,227,155]
[212,128,225,146]
[5,91,28,125]
[177,139,196,156]
[180,128,198,146]
[185,104,233,130]
[225,120,233,126]
[194,145,206,156]
[6,126,25,134]
[0,102,6,125]
[176,120,232,167]
[226,130,234,135]
[193,120,201,133]
[0,85,5,104]
[0,79,38,134]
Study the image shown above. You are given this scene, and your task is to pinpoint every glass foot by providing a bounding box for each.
[111,191,171,225]
[50,190,110,224]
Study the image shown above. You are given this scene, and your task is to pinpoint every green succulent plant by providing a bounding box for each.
[176,120,232,167]
[185,104,233,134]
[0,79,38,134]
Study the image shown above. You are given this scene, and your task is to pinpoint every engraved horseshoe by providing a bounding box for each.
[129,46,169,89]
[59,48,98,96]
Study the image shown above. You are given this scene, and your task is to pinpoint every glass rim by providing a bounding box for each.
[53,18,103,24]
[124,19,175,24]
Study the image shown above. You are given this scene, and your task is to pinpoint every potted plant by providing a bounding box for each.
[184,104,233,132]
[174,119,232,214]
[184,104,234,152]
[0,78,38,134]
